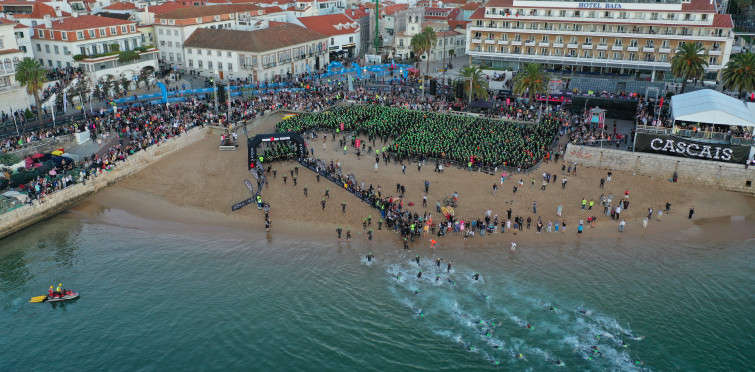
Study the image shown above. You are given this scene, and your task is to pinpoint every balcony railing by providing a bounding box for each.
[612,45,623,51]
[552,43,564,48]
[597,44,608,50]
[643,47,655,52]
[659,48,671,53]
[567,43,578,48]
[582,44,593,49]
[627,46,639,52]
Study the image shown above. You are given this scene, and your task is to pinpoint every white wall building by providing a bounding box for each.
[0,19,33,113]
[183,23,329,82]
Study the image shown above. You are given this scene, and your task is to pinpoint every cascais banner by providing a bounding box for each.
[635,133,750,164]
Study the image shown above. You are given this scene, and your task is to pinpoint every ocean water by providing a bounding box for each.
[1,207,753,371]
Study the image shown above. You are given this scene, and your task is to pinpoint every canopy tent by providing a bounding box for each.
[671,89,755,128]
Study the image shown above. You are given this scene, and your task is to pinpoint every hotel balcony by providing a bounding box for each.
[511,41,522,46]
[659,48,671,53]
[643,47,656,52]
[552,43,564,48]
[567,43,578,48]
[525,41,536,46]
[627,46,639,52]
[709,50,722,55]
[582,44,593,50]
[498,40,509,45]
[472,38,481,44]
[538,42,549,47]
[612,45,624,51]
[484,39,495,44]
[597,44,608,50]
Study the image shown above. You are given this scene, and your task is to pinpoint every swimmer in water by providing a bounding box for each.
[417,309,424,317]
[554,360,565,367]
[435,274,440,283]
[403,239,408,250]
[417,270,422,279]
[415,255,420,266]
[436,257,441,267]
[366,252,373,262]
[415,289,421,294]
[473,272,480,280]
[447,261,453,272]
[525,324,534,330]
[547,306,556,311]
[513,353,525,360]
[447,277,456,285]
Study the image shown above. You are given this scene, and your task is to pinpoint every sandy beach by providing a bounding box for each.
[82,111,755,249]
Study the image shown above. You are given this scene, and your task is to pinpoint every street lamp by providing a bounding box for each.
[213,70,218,115]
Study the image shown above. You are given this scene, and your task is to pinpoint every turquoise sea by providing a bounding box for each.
[1,204,753,371]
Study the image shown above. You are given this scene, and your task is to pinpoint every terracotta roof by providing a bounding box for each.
[480,0,513,7]
[268,20,288,26]
[157,3,262,19]
[264,5,284,13]
[681,0,717,12]
[711,13,732,28]
[0,48,21,55]
[344,8,368,19]
[381,3,407,15]
[448,19,469,29]
[184,24,326,52]
[0,2,70,19]
[34,14,135,31]
[14,23,28,28]
[460,2,479,11]
[481,0,715,13]
[146,2,191,14]
[297,13,358,36]
[103,2,137,10]
[98,11,132,20]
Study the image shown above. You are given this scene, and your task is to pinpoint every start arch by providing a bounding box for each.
[247,132,307,169]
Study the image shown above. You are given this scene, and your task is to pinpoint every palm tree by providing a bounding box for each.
[422,27,437,77]
[15,58,47,122]
[721,52,755,98]
[459,65,488,103]
[671,42,709,93]
[512,63,550,104]
[410,32,428,75]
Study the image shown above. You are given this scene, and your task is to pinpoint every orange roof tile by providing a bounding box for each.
[711,13,733,28]
[297,13,358,36]
[146,2,191,14]
[103,2,137,10]
[157,4,262,19]
[34,14,135,31]
[264,5,284,13]
[0,2,70,19]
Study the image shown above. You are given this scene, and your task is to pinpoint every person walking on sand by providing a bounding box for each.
[688,206,694,219]
[619,219,625,232]
[532,201,537,214]
[557,204,562,217]
[657,210,663,221]
[510,241,516,252]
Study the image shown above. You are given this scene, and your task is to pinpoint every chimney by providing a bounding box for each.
[43,14,52,28]
[72,11,79,17]
[55,7,62,17]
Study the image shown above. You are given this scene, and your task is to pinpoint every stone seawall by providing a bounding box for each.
[565,143,755,194]
[0,127,209,239]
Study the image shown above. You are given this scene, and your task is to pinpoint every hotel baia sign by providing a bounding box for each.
[577,2,622,8]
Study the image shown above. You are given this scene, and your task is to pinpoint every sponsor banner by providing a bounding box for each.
[244,179,254,195]
[635,133,749,164]
[231,197,255,212]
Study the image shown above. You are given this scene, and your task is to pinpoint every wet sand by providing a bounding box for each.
[76,112,755,251]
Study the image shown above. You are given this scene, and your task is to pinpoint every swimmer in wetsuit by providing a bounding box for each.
[525,324,534,330]
[417,270,422,278]
[366,252,373,261]
[436,257,441,267]
[447,261,453,272]
[473,272,480,280]
[415,255,420,265]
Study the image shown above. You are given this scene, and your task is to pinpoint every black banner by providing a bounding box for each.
[635,133,750,164]
[244,179,254,195]
[231,197,255,212]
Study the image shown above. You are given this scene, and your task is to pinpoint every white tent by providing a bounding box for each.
[671,89,755,128]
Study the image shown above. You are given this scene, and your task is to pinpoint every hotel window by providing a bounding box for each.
[555,36,563,44]
[62,32,67,40]
[121,26,127,33]
[588,11,596,18]
[540,48,548,55]
[514,34,521,41]
[709,56,717,64]
[111,27,117,34]
[77,31,84,39]
[613,52,622,59]
[487,45,494,52]
[217,51,221,57]
[130,25,136,32]
[500,34,508,41]
[629,39,638,47]
[553,49,562,56]
[206,50,211,55]
[559,10,566,17]
[666,13,675,20]
[227,52,231,57]
[619,12,627,19]
[100,28,106,36]
[604,11,611,18]
[651,13,659,20]
[45,45,50,53]
[659,54,668,62]
[88,30,95,37]
[598,51,606,59]
[488,32,495,39]
[37,30,44,38]
[198,60,203,68]
[227,63,232,70]
[188,60,193,68]
[701,14,708,21]
[644,53,653,61]
[628,52,637,60]
[661,40,670,48]
[546,10,552,16]
[208,61,213,69]
[584,37,592,45]
[599,38,607,45]
[526,35,535,42]
[541,35,548,42]
[54,45,59,54]
[500,46,507,53]
[218,62,223,70]
[569,36,578,44]
[513,46,520,53]
[574,11,580,17]
[568,49,576,57]
[582,50,591,58]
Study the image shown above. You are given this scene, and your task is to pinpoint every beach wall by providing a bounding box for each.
[0,127,209,239]
[4,135,78,159]
[565,144,755,194]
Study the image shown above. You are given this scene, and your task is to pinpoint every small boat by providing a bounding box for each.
[30,292,79,303]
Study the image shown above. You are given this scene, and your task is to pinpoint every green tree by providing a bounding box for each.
[459,65,488,102]
[513,63,550,103]
[421,27,437,77]
[671,42,709,93]
[138,66,154,89]
[118,50,141,63]
[14,57,47,122]
[721,52,755,97]
[410,32,428,75]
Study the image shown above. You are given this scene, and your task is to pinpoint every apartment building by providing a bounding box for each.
[466,0,735,81]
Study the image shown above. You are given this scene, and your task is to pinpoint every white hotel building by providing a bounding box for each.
[466,0,735,81]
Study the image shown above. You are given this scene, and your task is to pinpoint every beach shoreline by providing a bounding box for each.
[69,111,755,251]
